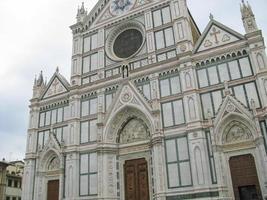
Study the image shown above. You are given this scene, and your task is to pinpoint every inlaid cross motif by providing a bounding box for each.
[210,27,221,44]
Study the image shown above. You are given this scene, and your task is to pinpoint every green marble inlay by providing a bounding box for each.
[166,191,219,200]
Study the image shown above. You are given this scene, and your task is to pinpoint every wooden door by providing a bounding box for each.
[47,180,59,200]
[229,154,262,200]
[124,158,150,200]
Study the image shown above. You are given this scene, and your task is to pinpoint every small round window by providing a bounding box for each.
[113,29,143,59]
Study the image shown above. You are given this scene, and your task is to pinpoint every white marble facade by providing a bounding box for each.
[22,0,267,200]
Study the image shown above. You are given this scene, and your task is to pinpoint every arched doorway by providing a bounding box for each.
[104,106,153,200]
[46,156,60,200]
[229,154,262,200]
[216,118,265,199]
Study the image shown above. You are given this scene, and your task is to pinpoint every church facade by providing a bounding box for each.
[22,0,267,200]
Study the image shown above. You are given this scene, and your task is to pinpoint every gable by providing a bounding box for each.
[194,20,244,53]
[86,0,152,27]
[42,76,69,99]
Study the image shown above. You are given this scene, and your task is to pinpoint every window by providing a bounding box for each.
[201,90,223,119]
[8,179,12,187]
[208,66,219,85]
[39,112,45,127]
[39,106,68,127]
[6,197,10,200]
[200,82,260,119]
[197,57,253,88]
[239,57,252,77]
[153,6,171,27]
[83,33,98,52]
[80,120,97,144]
[162,99,185,127]
[160,75,181,97]
[137,82,151,100]
[45,111,51,126]
[12,197,16,200]
[228,60,241,80]
[54,126,68,143]
[105,90,116,111]
[37,130,50,149]
[155,27,174,50]
[233,85,247,107]
[82,53,98,74]
[81,97,98,117]
[197,69,208,88]
[165,136,192,188]
[80,153,98,196]
[232,82,260,109]
[14,180,18,188]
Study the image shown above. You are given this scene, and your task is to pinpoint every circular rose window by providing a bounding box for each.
[113,29,143,59]
[105,21,145,61]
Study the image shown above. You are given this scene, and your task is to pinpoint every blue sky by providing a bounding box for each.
[0,0,266,161]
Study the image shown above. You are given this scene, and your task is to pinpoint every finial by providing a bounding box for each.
[209,13,214,20]
[56,66,59,73]
[36,70,44,86]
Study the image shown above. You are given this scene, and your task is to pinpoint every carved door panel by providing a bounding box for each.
[124,158,149,200]
[229,154,263,200]
[47,180,59,200]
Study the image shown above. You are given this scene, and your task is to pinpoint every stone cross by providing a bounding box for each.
[210,27,221,44]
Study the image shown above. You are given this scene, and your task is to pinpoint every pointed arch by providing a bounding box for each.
[104,105,153,143]
[257,53,265,69]
[117,117,150,144]
[214,113,257,145]
[39,148,61,172]
[188,97,196,120]
[185,72,192,89]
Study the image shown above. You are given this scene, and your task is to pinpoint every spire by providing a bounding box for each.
[240,1,258,33]
[36,71,44,87]
[76,2,87,22]
[209,13,214,21]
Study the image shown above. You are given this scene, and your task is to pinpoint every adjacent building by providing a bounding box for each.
[22,0,267,200]
[0,160,9,200]
[6,161,24,200]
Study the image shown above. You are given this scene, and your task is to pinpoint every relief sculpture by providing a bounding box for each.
[119,119,149,143]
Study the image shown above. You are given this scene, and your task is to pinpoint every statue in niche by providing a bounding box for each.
[119,118,149,143]
[223,121,252,144]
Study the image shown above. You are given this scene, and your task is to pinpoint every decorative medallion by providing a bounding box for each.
[121,92,132,103]
[110,0,136,16]
[226,102,235,113]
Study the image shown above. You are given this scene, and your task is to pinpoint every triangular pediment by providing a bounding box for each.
[214,94,253,127]
[42,72,70,99]
[104,81,153,125]
[84,0,153,27]
[194,19,245,53]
